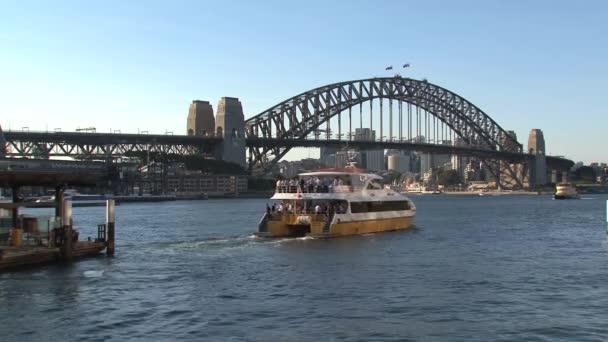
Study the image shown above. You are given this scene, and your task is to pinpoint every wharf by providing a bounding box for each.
[0,241,106,271]
[0,158,116,272]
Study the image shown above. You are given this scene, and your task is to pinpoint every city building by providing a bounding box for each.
[335,151,349,168]
[320,146,338,167]
[388,154,410,173]
[354,128,384,171]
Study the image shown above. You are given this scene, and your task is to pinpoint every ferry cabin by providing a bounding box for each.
[257,171,416,238]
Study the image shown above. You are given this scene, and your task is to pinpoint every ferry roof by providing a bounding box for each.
[298,171,383,180]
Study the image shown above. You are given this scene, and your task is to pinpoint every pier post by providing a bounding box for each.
[61,200,73,261]
[54,186,63,218]
[10,186,22,247]
[106,199,115,256]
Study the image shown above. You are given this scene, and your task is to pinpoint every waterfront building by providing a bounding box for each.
[161,172,247,196]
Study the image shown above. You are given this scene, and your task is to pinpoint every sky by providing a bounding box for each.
[1,0,606,163]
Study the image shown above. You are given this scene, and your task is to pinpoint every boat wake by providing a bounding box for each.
[83,270,105,278]
[152,234,317,255]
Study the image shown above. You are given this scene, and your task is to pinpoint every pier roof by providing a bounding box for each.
[0,158,107,187]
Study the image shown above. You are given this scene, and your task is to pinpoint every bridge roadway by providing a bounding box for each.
[3,131,573,170]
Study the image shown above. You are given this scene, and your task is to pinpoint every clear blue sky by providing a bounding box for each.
[1,0,606,163]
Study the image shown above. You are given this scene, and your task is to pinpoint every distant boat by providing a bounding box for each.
[554,183,580,200]
[404,183,424,194]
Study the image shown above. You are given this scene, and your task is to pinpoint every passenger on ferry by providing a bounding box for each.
[314,204,321,214]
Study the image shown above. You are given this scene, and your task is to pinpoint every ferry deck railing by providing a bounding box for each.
[275,185,358,194]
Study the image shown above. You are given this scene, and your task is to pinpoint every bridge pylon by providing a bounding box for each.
[215,97,247,168]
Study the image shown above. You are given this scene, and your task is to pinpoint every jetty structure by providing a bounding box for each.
[0,158,115,271]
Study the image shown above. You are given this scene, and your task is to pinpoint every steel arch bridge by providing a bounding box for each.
[245,76,526,187]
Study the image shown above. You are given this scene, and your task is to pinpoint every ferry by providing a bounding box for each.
[35,190,108,207]
[554,183,580,200]
[257,168,416,238]
[405,183,424,194]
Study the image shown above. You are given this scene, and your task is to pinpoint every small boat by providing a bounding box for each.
[257,168,416,238]
[554,183,580,200]
[61,190,108,207]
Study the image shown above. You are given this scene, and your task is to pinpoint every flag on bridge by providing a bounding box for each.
[385,65,393,70]
[403,63,410,68]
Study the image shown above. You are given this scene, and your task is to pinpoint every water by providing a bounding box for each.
[1,195,608,341]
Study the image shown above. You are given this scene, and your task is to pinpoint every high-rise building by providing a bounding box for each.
[388,154,410,173]
[335,151,349,168]
[354,128,384,171]
[187,100,215,136]
[366,150,385,171]
[320,146,338,167]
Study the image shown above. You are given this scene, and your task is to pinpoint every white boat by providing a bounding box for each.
[405,183,425,194]
[554,183,579,200]
[257,168,416,238]
[59,190,108,206]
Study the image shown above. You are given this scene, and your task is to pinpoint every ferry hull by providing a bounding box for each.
[313,216,415,238]
[256,215,415,238]
[554,194,580,200]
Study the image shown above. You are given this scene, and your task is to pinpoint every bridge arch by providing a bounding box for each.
[245,77,521,174]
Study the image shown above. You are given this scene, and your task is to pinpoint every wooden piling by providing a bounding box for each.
[11,186,19,230]
[106,199,115,256]
[61,200,73,261]
[10,186,22,247]
[54,186,63,218]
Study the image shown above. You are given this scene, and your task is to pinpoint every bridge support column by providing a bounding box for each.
[527,129,547,189]
[215,97,246,168]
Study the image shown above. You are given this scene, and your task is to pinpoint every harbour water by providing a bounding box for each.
[1,195,608,341]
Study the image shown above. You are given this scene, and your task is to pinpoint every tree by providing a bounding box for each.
[574,166,597,183]
[437,169,462,186]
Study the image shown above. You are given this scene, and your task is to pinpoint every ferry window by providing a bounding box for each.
[350,202,368,213]
[366,180,383,190]
[350,201,410,213]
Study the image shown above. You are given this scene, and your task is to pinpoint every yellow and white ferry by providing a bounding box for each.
[257,168,416,238]
[554,183,580,200]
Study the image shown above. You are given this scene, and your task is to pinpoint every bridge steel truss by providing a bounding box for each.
[245,77,527,189]
[3,131,221,160]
